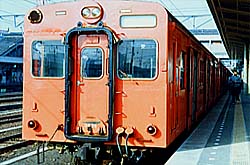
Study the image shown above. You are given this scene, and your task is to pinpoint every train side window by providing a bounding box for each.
[180,51,185,89]
[31,40,64,77]
[176,67,179,90]
[80,48,103,78]
[117,39,157,79]
[200,60,205,86]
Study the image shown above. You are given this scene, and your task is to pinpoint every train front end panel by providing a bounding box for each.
[22,0,169,148]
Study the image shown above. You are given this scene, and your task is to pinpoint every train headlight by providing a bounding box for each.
[81,8,91,18]
[146,124,157,136]
[28,9,43,23]
[81,6,103,22]
[92,7,101,18]
[28,120,39,130]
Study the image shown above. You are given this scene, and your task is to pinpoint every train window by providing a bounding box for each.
[176,67,179,90]
[120,15,157,28]
[180,51,185,90]
[117,39,157,79]
[80,48,103,78]
[200,60,205,86]
[31,40,64,77]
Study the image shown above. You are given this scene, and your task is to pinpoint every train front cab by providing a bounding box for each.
[23,0,171,150]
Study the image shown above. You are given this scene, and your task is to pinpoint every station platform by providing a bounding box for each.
[166,88,250,164]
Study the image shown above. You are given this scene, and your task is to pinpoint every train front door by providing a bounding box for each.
[77,34,110,136]
[64,28,114,141]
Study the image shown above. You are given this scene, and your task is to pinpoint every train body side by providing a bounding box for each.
[167,16,229,138]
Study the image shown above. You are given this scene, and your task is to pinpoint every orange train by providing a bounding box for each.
[23,0,229,163]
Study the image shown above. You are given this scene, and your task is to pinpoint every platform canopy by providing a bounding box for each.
[207,0,250,60]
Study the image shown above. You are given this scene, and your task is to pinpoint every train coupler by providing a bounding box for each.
[74,143,100,162]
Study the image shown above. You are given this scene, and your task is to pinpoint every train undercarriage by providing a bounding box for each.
[37,142,167,165]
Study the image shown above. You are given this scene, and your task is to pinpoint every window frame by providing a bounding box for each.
[120,15,157,28]
[30,40,65,79]
[80,47,104,80]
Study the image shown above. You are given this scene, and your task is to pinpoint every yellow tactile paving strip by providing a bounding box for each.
[230,102,250,164]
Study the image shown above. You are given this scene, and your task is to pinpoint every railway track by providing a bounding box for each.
[0,125,33,154]
[0,92,44,165]
[0,112,22,125]
[0,123,36,164]
[0,92,22,111]
[0,146,49,165]
[0,92,31,161]
[0,92,23,127]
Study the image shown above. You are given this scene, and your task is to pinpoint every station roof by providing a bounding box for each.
[207,0,250,60]
[0,33,23,57]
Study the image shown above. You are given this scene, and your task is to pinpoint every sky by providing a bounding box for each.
[0,0,218,32]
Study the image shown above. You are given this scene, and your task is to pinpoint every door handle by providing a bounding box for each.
[60,89,65,94]
[105,82,110,86]
[115,91,127,97]
[77,80,85,86]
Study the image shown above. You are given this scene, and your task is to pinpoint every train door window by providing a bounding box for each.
[117,39,157,79]
[180,51,185,89]
[80,47,103,78]
[31,40,64,77]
